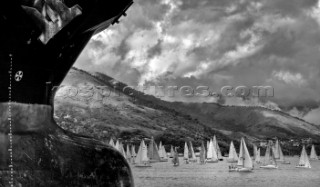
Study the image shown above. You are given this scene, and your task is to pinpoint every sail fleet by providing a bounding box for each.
[107,137,319,170]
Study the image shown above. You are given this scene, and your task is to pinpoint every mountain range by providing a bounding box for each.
[53,67,320,154]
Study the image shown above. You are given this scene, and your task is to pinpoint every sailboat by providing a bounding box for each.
[158,142,168,162]
[172,147,180,167]
[200,141,206,164]
[170,145,175,158]
[277,140,290,164]
[232,137,253,172]
[213,135,223,161]
[255,148,261,164]
[135,140,152,167]
[131,145,137,164]
[147,137,161,163]
[227,141,238,163]
[115,140,120,151]
[109,138,115,148]
[189,141,197,162]
[184,142,190,163]
[158,141,163,157]
[120,142,127,157]
[126,144,132,163]
[260,140,278,169]
[310,144,319,160]
[296,145,311,168]
[206,139,219,163]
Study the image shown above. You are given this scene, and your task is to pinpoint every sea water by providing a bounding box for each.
[132,157,320,187]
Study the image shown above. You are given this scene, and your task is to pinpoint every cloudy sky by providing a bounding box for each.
[74,0,320,123]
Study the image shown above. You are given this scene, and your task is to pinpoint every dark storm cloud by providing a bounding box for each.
[74,0,320,122]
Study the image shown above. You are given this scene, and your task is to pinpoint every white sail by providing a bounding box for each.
[115,140,120,151]
[189,141,196,160]
[237,138,253,169]
[184,142,189,160]
[131,145,137,157]
[147,137,161,162]
[126,144,132,159]
[207,140,213,159]
[135,140,149,164]
[212,139,218,161]
[109,138,115,148]
[158,141,163,158]
[263,143,271,164]
[298,145,311,168]
[213,135,223,159]
[310,144,318,160]
[228,141,238,161]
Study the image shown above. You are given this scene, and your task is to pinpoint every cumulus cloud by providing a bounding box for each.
[74,0,320,116]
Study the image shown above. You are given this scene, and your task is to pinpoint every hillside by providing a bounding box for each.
[53,68,320,154]
[53,68,229,153]
[170,102,320,140]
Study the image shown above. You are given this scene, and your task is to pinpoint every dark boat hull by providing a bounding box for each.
[0,103,134,186]
[0,0,134,186]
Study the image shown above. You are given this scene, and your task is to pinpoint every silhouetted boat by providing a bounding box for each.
[0,0,134,186]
